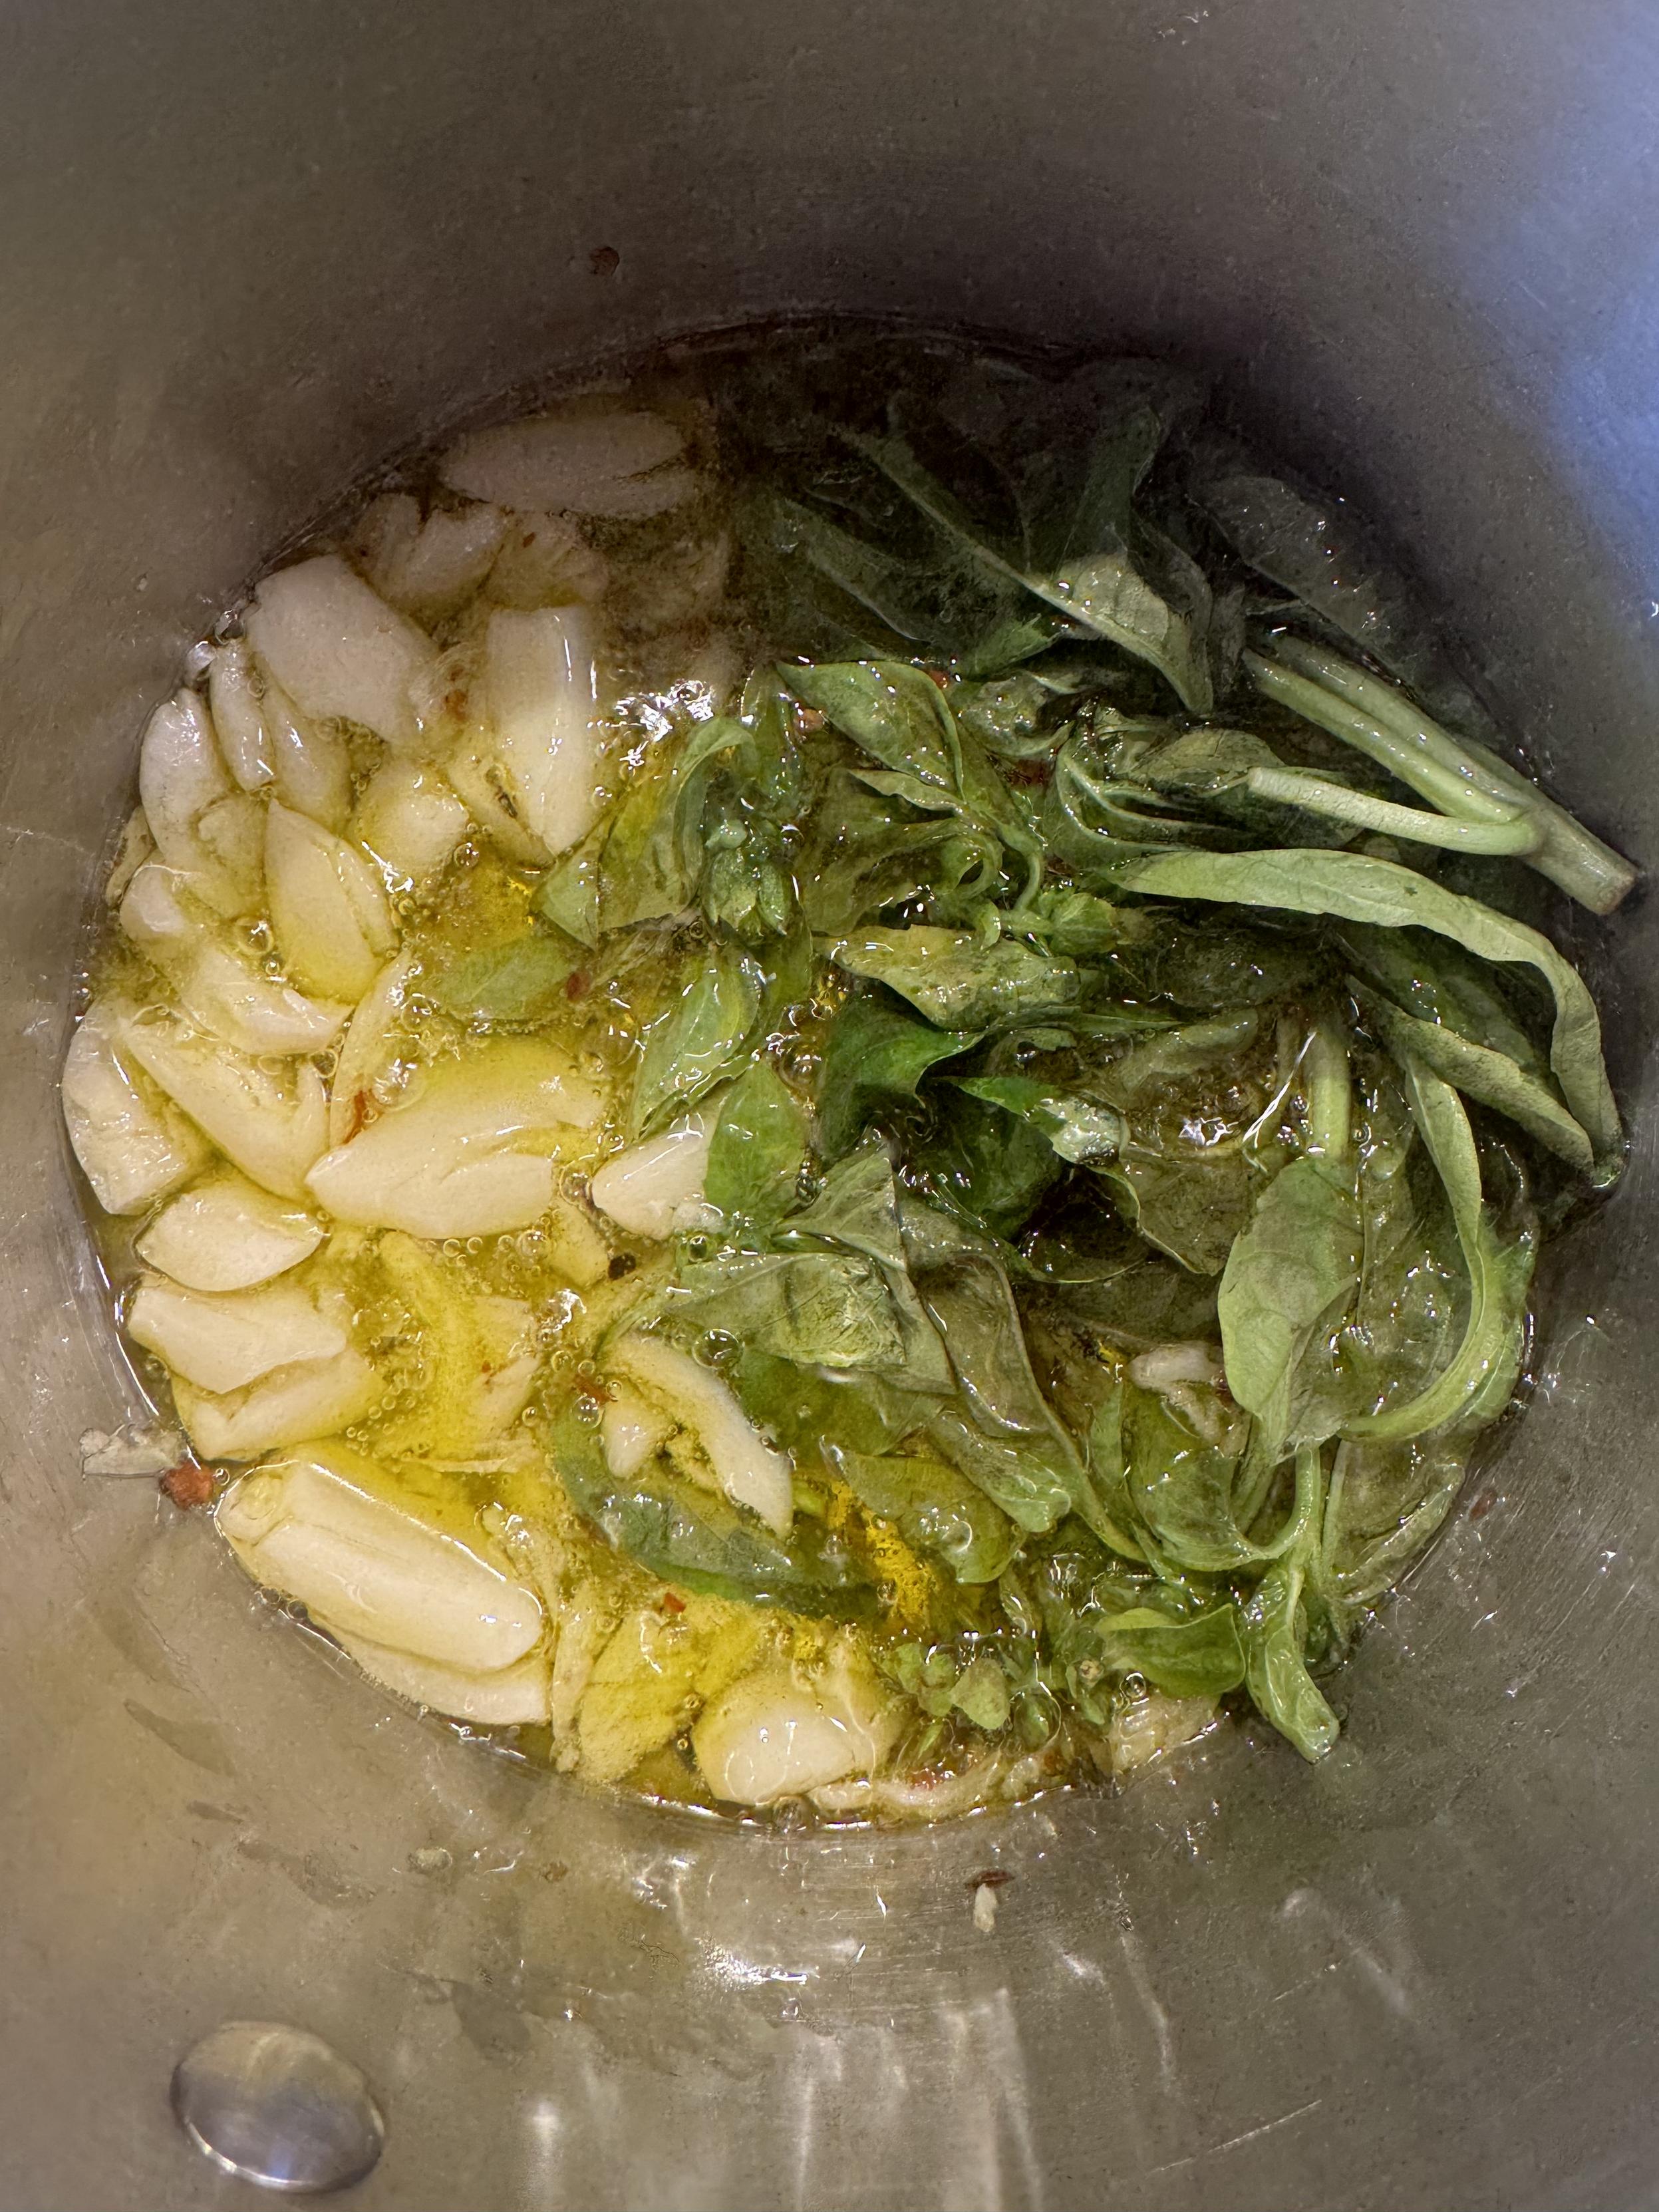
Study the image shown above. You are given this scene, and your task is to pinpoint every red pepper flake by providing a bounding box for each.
[660,1591,686,1615]
[160,1462,215,1510]
[565,970,591,1002]
[1003,760,1051,788]
[1467,1488,1500,1522]
[924,667,949,691]
[796,707,827,733]
[965,1867,1014,1893]
[345,1088,372,1141]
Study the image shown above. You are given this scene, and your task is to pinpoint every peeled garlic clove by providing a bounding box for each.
[811,1631,907,1770]
[207,641,275,790]
[588,1114,711,1240]
[139,691,233,869]
[196,792,267,907]
[176,943,349,1057]
[62,999,208,1215]
[216,1444,543,1670]
[265,800,396,1001]
[442,407,692,518]
[1109,1690,1218,1774]
[352,759,470,887]
[442,738,555,867]
[539,1193,613,1289]
[333,1631,551,1724]
[307,1038,603,1238]
[120,866,346,1056]
[136,1172,324,1291]
[104,808,157,906]
[482,605,604,860]
[609,1332,792,1536]
[692,1668,869,1805]
[120,860,198,953]
[245,554,437,750]
[484,510,609,610]
[264,684,353,831]
[599,1381,675,1481]
[358,495,509,619]
[349,492,422,586]
[472,1296,539,1438]
[326,953,412,1146]
[127,1277,347,1393]
[118,1008,329,1198]
[173,1346,380,1461]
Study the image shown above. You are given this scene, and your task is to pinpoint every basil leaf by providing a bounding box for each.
[671,1249,904,1371]
[1320,1434,1469,1617]
[704,1060,810,1231]
[1361,989,1593,1176]
[1098,1150,1255,1277]
[1091,1603,1247,1701]
[1097,846,1620,1168]
[780,1142,954,1392]
[952,1076,1124,1165]
[1102,1011,1261,1104]
[1219,1154,1364,1450]
[798,770,999,934]
[905,1205,1106,1539]
[786,659,963,793]
[1240,1450,1340,1763]
[549,1402,876,1620]
[430,931,583,1023]
[816,992,980,1161]
[830,925,1081,1030]
[853,423,1227,713]
[1021,885,1159,958]
[830,1447,1019,1584]
[1347,1052,1534,1442]
[788,659,1042,898]
[730,1349,919,1467]
[629,944,763,1135]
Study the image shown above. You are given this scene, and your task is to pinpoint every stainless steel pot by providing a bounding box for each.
[5,3,1658,2205]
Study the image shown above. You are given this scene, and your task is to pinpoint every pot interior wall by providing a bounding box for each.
[3,4,1658,2207]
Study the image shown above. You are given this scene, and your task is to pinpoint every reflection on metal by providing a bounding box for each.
[171,2020,384,2193]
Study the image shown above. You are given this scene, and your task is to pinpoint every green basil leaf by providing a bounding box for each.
[1347,1052,1534,1442]
[1092,1603,1247,1700]
[911,1085,1062,1240]
[830,925,1081,1030]
[830,1447,1019,1583]
[816,992,979,1160]
[1097,1150,1255,1277]
[549,1401,877,1620]
[704,1060,810,1231]
[785,659,963,792]
[1219,1154,1364,1451]
[671,1249,904,1371]
[952,1076,1124,1165]
[1097,846,1620,1168]
[1360,989,1593,1176]
[629,944,764,1135]
[1240,1465,1340,1764]
[429,931,584,1023]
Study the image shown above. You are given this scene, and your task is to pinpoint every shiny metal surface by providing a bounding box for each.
[172,2022,385,2193]
[3,3,1658,2207]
